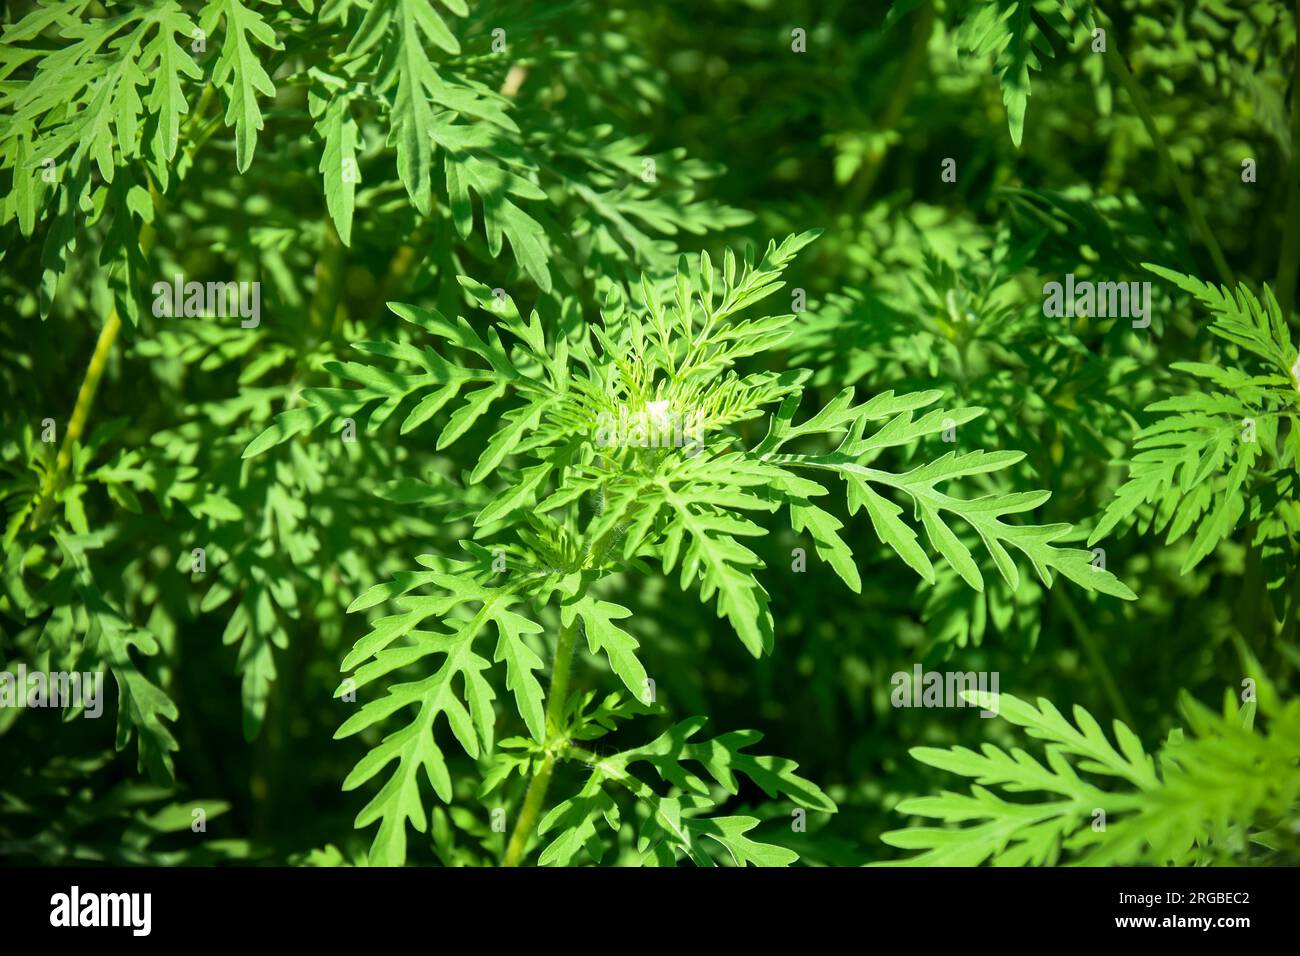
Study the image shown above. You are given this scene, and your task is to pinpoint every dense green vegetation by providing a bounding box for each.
[2,0,1298,867]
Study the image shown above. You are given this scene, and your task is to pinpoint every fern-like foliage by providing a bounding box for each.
[245,234,1135,863]
[316,0,553,285]
[1,0,742,327]
[1091,267,1300,575]
[2,0,760,774]
[536,711,835,867]
[0,0,282,319]
[891,0,1096,147]
[882,689,1300,865]
[0,421,242,782]
[3,0,1294,874]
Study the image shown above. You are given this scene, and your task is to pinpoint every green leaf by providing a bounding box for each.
[201,0,281,173]
[491,606,545,742]
[313,91,359,245]
[562,594,648,699]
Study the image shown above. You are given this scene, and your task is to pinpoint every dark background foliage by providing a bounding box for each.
[2,0,1298,865]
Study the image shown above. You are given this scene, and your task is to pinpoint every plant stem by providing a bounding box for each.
[501,618,579,866]
[29,314,121,529]
[1274,0,1300,319]
[500,753,555,867]
[31,215,156,528]
[1101,27,1235,287]
[543,621,579,739]
[180,84,218,169]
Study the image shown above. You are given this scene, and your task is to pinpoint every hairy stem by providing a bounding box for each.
[544,619,579,739]
[1101,30,1235,287]
[30,314,121,528]
[501,618,579,866]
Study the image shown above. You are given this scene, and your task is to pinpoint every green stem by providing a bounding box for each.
[1101,27,1235,287]
[1274,0,1300,319]
[544,620,578,739]
[180,84,218,167]
[501,752,555,867]
[31,215,156,528]
[30,314,121,528]
[501,619,579,866]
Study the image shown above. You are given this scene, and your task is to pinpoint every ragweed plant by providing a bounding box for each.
[241,232,1132,864]
[2,0,1298,872]
[882,684,1300,866]
[1091,268,1300,582]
